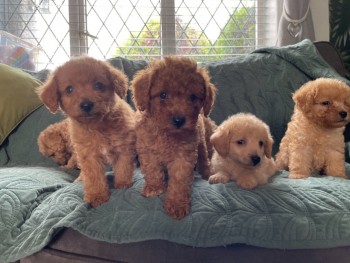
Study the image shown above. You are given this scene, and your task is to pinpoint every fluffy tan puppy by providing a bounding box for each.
[38,118,78,169]
[275,78,350,179]
[37,56,136,207]
[209,113,277,189]
[131,56,217,220]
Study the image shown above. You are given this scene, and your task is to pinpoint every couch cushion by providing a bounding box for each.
[0,63,43,145]
[0,105,66,166]
[28,229,350,263]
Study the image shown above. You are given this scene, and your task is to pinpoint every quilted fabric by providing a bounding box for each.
[1,167,350,262]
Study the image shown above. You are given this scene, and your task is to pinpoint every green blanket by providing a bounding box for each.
[1,167,350,262]
[1,40,350,262]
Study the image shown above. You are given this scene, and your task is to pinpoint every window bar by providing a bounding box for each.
[256,0,277,48]
[68,0,88,56]
[161,0,176,56]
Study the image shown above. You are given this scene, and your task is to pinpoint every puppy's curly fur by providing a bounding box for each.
[37,56,136,207]
[131,56,217,219]
[38,118,78,169]
[209,113,276,189]
[276,78,350,179]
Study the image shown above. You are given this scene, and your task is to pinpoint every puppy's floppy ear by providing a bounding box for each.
[105,62,129,98]
[199,68,217,117]
[131,69,152,111]
[293,81,316,113]
[37,73,60,113]
[203,83,217,117]
[264,132,274,159]
[210,127,230,157]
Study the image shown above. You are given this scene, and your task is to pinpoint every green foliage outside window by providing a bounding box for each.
[115,7,255,62]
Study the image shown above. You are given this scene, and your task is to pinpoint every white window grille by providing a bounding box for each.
[0,0,278,70]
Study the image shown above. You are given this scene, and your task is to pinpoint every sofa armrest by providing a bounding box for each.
[315,41,349,78]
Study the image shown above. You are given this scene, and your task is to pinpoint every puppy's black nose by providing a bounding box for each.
[339,111,347,119]
[172,116,186,128]
[80,100,94,113]
[251,155,261,166]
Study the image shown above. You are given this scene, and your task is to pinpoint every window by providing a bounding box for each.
[0,0,278,70]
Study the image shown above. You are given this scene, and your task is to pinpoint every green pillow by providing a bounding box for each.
[0,63,43,145]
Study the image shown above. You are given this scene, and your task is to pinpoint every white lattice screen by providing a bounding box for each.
[0,0,277,70]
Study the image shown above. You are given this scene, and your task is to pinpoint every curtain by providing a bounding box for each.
[277,0,315,46]
[329,0,350,75]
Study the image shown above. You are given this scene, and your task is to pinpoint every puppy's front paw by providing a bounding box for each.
[208,173,230,184]
[288,173,310,179]
[84,190,110,207]
[142,185,165,197]
[164,199,189,220]
[236,177,258,190]
[200,168,211,181]
[62,158,78,170]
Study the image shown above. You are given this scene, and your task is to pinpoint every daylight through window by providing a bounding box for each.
[0,0,278,70]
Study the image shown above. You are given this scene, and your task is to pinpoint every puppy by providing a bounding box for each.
[275,78,350,179]
[131,56,217,219]
[37,56,136,207]
[209,113,276,189]
[38,118,78,170]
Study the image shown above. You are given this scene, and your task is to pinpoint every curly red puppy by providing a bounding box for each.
[131,56,217,220]
[38,118,78,170]
[276,78,350,179]
[38,56,136,207]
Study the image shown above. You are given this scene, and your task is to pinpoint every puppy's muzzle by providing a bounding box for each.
[251,155,261,166]
[172,116,186,129]
[80,100,94,114]
[339,111,347,119]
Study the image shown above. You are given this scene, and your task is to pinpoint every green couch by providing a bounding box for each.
[1,40,350,263]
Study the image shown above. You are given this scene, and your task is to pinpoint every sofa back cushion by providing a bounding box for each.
[205,39,350,154]
[0,106,65,166]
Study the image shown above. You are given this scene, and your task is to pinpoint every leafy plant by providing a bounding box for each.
[329,0,350,73]
[215,7,255,56]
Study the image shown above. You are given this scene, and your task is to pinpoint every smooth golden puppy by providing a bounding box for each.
[37,56,136,207]
[209,113,276,189]
[131,56,217,220]
[275,78,350,179]
[38,118,78,170]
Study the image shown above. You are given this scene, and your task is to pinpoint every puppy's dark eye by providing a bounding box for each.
[189,94,198,102]
[259,141,264,147]
[159,92,168,100]
[94,82,106,92]
[236,139,245,145]
[65,85,74,94]
[321,101,331,106]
